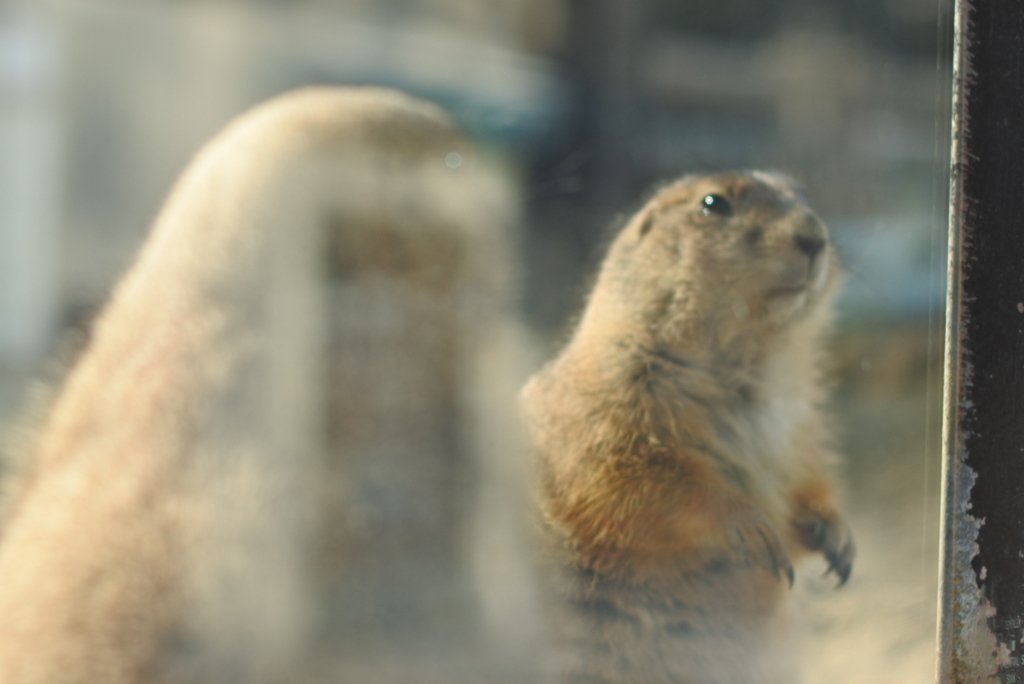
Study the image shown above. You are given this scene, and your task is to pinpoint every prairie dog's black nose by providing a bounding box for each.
[793,233,825,259]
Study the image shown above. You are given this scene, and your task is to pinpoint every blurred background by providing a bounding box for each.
[0,0,950,681]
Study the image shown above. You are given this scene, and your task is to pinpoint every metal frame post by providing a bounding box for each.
[940,1,1024,681]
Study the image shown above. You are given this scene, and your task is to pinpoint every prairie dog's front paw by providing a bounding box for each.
[795,512,855,586]
[731,511,794,587]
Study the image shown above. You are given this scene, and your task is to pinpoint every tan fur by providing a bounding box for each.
[522,172,854,683]
[0,87,517,684]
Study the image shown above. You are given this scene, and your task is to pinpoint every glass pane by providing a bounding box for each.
[0,1,950,682]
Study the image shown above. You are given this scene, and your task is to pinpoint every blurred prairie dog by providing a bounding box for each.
[0,87,504,684]
[522,172,854,683]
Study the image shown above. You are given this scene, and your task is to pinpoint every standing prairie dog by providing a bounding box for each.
[522,171,854,683]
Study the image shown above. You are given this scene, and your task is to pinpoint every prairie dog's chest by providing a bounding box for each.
[726,392,810,464]
[702,359,816,495]
[721,343,816,462]
[695,392,810,520]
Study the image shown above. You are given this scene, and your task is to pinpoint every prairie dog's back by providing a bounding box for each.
[0,87,528,684]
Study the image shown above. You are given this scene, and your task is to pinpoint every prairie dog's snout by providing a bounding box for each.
[766,209,831,294]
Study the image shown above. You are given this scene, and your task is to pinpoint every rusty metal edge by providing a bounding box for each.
[936,1,999,681]
[935,0,965,676]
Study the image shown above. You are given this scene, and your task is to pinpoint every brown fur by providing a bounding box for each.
[0,87,517,684]
[522,172,854,683]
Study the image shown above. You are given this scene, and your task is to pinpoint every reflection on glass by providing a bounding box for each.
[0,1,948,683]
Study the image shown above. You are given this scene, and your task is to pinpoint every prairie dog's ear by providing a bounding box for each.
[632,205,657,239]
[751,170,809,203]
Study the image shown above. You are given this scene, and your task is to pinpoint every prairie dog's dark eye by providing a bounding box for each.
[700,194,732,217]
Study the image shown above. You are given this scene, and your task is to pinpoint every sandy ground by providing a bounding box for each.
[801,324,942,684]
[801,497,940,684]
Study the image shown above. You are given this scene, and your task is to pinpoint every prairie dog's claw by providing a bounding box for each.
[823,536,855,586]
[740,514,793,588]
[796,513,855,587]
[757,527,795,587]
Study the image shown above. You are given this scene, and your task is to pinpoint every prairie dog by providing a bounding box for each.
[0,87,517,683]
[522,172,854,683]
